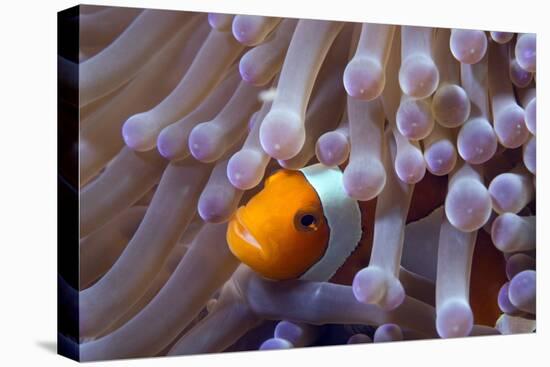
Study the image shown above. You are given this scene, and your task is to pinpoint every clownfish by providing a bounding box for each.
[228,164,361,281]
[226,163,507,326]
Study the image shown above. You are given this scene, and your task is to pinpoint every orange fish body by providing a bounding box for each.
[226,164,506,327]
[227,169,330,280]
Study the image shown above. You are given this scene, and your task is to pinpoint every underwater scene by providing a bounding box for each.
[62,4,536,361]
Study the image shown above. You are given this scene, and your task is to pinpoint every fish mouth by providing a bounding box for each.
[227,207,267,262]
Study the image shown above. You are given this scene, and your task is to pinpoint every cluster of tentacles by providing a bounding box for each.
[60,5,536,361]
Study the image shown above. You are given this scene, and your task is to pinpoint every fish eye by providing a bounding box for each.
[294,211,319,232]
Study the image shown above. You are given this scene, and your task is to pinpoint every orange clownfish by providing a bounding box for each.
[226,163,507,326]
[227,164,362,281]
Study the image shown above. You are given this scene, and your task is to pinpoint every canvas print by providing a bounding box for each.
[57,4,536,362]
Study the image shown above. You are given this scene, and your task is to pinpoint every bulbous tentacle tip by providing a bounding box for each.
[208,13,233,32]
[515,34,536,73]
[315,131,350,167]
[523,136,536,175]
[343,57,385,101]
[396,98,434,140]
[445,178,492,232]
[494,104,528,149]
[491,212,534,253]
[395,147,426,184]
[274,321,301,341]
[398,55,439,99]
[497,282,519,315]
[156,130,173,160]
[450,30,488,65]
[198,194,231,223]
[259,109,305,160]
[432,84,471,128]
[227,149,265,190]
[352,267,386,305]
[188,123,224,163]
[436,300,474,338]
[239,53,264,86]
[198,174,241,224]
[259,338,294,350]
[488,173,528,214]
[232,19,254,46]
[509,59,533,88]
[425,140,457,176]
[122,113,158,152]
[525,98,536,135]
[343,160,386,201]
[457,118,498,165]
[352,270,405,311]
[232,15,272,47]
[490,31,514,44]
[508,270,536,314]
[373,323,404,342]
[156,126,184,161]
[347,333,372,344]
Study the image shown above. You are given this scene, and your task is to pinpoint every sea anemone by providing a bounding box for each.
[59,5,536,361]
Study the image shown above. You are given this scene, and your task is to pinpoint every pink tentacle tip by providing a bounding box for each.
[259,109,305,160]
